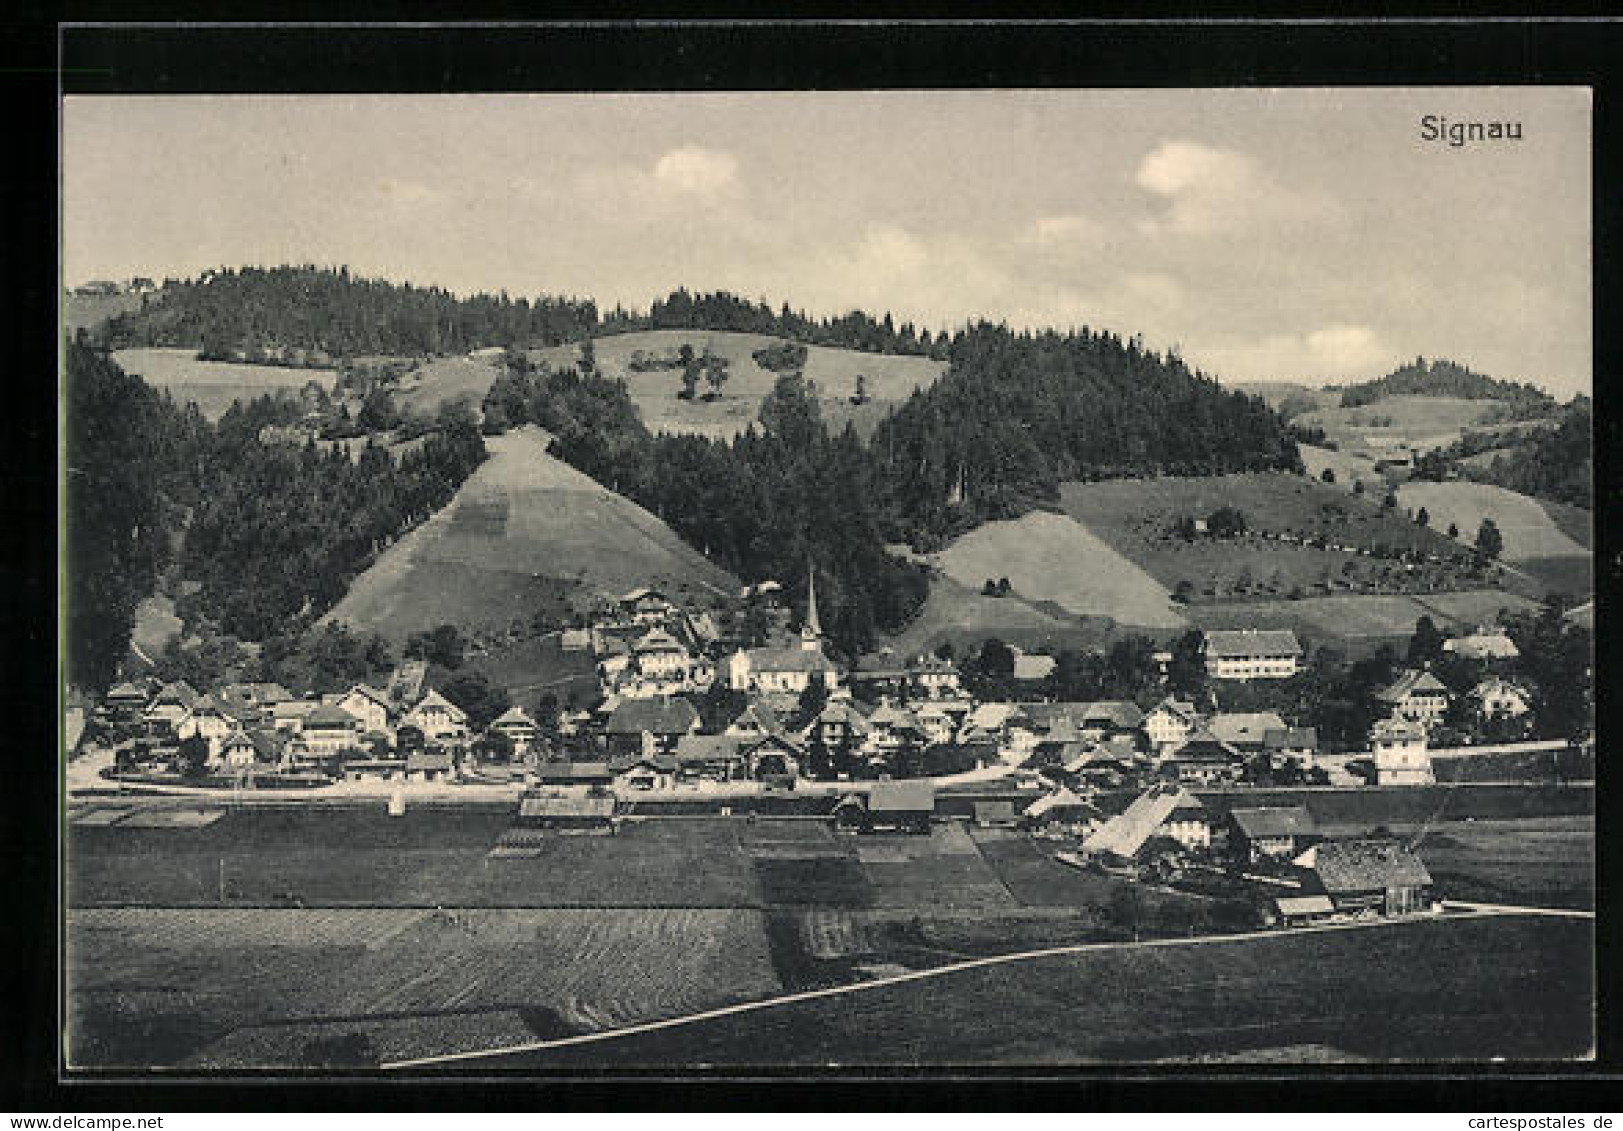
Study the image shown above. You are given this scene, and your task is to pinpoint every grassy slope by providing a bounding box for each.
[1296,394,1511,452]
[500,914,1593,1066]
[111,347,334,422]
[1395,480,1589,562]
[885,574,1127,657]
[927,510,1186,629]
[321,425,738,644]
[393,354,506,418]
[530,329,947,440]
[64,291,146,336]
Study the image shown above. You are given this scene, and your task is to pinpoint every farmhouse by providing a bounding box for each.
[1201,630,1303,680]
[1443,627,1520,662]
[611,754,678,791]
[1227,806,1319,864]
[604,696,702,756]
[403,690,470,744]
[1371,718,1434,786]
[271,698,320,733]
[176,695,236,756]
[673,733,746,782]
[490,705,540,753]
[1374,669,1451,730]
[218,728,282,770]
[1295,838,1434,916]
[1082,783,1211,859]
[1471,678,1532,719]
[335,684,393,736]
[908,652,963,699]
[405,751,455,783]
[1077,701,1146,743]
[1208,711,1290,753]
[144,680,200,730]
[805,700,872,750]
[1021,786,1101,833]
[1143,697,1200,754]
[1262,726,1319,767]
[618,587,676,625]
[299,703,364,757]
[723,701,785,742]
[744,734,804,782]
[973,799,1020,828]
[1161,725,1243,785]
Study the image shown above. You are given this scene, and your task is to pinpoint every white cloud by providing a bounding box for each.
[1135,139,1336,237]
[1187,323,1400,384]
[1025,213,1104,247]
[653,145,740,196]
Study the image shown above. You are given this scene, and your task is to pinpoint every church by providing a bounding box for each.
[725,569,841,696]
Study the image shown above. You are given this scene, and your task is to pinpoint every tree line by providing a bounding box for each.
[1335,356,1558,414]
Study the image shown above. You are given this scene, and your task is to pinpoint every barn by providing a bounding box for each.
[1296,838,1435,916]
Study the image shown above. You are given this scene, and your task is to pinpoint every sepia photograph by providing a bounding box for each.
[59,65,1596,1075]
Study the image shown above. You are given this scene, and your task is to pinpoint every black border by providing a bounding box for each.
[5,12,1619,1112]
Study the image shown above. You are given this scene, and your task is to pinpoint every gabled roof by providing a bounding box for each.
[633,628,688,654]
[106,681,151,703]
[410,689,469,722]
[304,703,361,729]
[1147,697,1199,723]
[1170,726,1240,762]
[1375,668,1450,703]
[811,700,871,733]
[1470,677,1530,701]
[1371,717,1428,743]
[1203,629,1303,658]
[743,733,805,759]
[1023,786,1099,820]
[1303,838,1432,893]
[1081,701,1146,730]
[492,705,538,728]
[609,753,679,774]
[619,586,666,604]
[1444,631,1520,660]
[868,780,936,813]
[1209,712,1289,747]
[744,646,837,673]
[1083,784,1205,858]
[273,698,319,718]
[1230,806,1318,840]
[866,703,921,731]
[342,683,393,709]
[726,701,783,736]
[152,680,199,708]
[605,696,700,735]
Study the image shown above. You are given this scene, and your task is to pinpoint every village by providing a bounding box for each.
[68,569,1583,932]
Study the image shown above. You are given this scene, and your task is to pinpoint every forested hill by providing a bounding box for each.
[95,266,946,360]
[1336,356,1558,412]
[869,324,1302,545]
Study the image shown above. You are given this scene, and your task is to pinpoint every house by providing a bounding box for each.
[534,761,614,790]
[805,700,871,750]
[1021,786,1101,832]
[864,703,927,752]
[1295,838,1434,916]
[913,701,961,746]
[215,682,293,726]
[1443,628,1520,662]
[744,734,804,781]
[560,627,592,652]
[1273,894,1337,927]
[1227,806,1319,863]
[1143,697,1200,755]
[403,689,470,744]
[1082,783,1211,859]
[1471,678,1532,720]
[1374,669,1451,730]
[176,695,235,756]
[103,681,153,721]
[603,696,701,756]
[845,780,935,834]
[336,684,394,736]
[341,756,407,782]
[516,792,617,834]
[1262,726,1319,767]
[1202,629,1303,680]
[611,754,678,791]
[673,733,746,782]
[490,705,540,753]
[1371,718,1433,785]
[1161,725,1243,785]
[299,703,364,758]
[219,728,282,770]
[1077,701,1146,743]
[848,650,911,698]
[723,701,784,742]
[405,751,456,783]
[1208,712,1289,753]
[144,680,200,730]
[618,587,676,625]
[629,628,693,678]
[908,653,963,699]
[272,699,320,733]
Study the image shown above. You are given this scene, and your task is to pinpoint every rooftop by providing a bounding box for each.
[1304,838,1433,893]
[1203,629,1303,659]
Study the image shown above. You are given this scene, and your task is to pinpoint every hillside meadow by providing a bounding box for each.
[112,347,334,422]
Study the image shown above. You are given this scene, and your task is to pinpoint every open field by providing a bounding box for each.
[530,329,946,440]
[1537,499,1593,551]
[490,914,1593,1066]
[885,574,1129,657]
[112,347,334,422]
[1396,480,1590,563]
[1190,784,1592,831]
[1297,443,1380,490]
[130,594,183,656]
[1417,816,1594,910]
[927,510,1186,628]
[1296,395,1513,453]
[463,631,600,704]
[1058,473,1484,602]
[393,354,506,418]
[322,426,736,643]
[67,906,781,1068]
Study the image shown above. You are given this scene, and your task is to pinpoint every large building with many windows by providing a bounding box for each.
[1201,629,1303,680]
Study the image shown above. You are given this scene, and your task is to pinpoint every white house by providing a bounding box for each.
[403,689,470,743]
[1374,669,1451,731]
[1202,630,1303,680]
[336,684,393,736]
[1371,718,1433,786]
[490,705,540,753]
[1471,678,1532,719]
[1143,697,1200,755]
[176,695,235,757]
[299,703,364,757]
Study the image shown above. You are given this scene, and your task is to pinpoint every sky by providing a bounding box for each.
[62,89,1591,397]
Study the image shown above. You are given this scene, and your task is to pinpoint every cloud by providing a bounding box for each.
[1186,323,1399,384]
[1135,139,1336,236]
[653,145,739,196]
[1025,213,1104,248]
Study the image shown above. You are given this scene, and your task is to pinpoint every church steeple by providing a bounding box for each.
[800,564,823,651]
